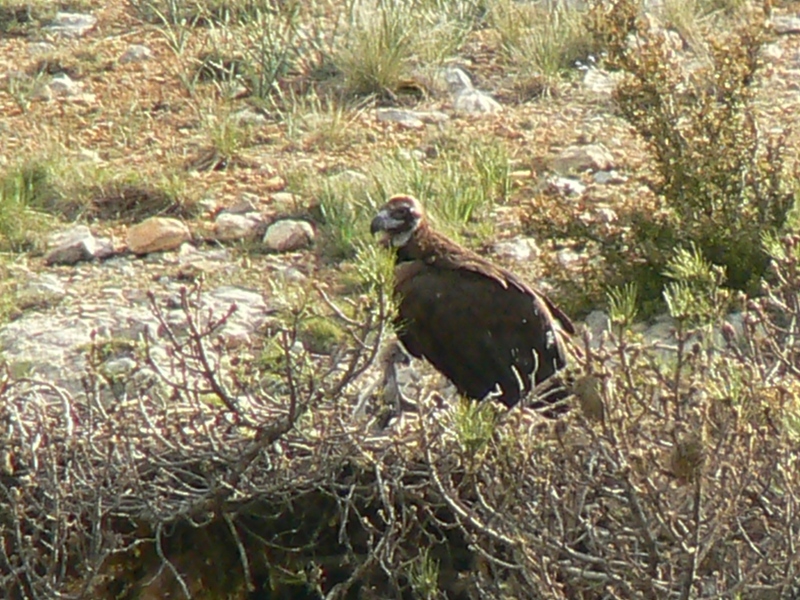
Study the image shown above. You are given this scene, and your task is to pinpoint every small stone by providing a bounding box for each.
[396,148,426,162]
[214,212,267,241]
[49,73,83,97]
[548,176,586,196]
[279,267,307,282]
[493,238,539,263]
[45,12,97,37]
[593,170,627,185]
[440,67,501,114]
[270,191,297,205]
[119,44,153,64]
[33,87,53,102]
[377,109,424,129]
[553,144,615,174]
[209,285,266,308]
[45,225,97,265]
[95,237,116,259]
[225,198,259,214]
[443,67,474,95]
[453,88,502,114]
[772,15,800,35]
[263,219,315,252]
[583,68,619,95]
[127,217,191,254]
[233,107,268,125]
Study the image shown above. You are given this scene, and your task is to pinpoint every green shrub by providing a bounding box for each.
[586,0,797,312]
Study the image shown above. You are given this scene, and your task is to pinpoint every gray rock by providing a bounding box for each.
[45,225,97,265]
[443,67,474,95]
[441,67,501,114]
[78,148,103,163]
[48,73,83,97]
[772,15,800,34]
[127,217,191,254]
[330,170,368,183]
[493,238,539,263]
[453,88,502,114]
[593,170,627,185]
[214,212,267,241]
[234,107,268,126]
[553,144,615,173]
[95,237,116,259]
[548,176,586,196]
[263,220,315,252]
[278,267,307,282]
[377,109,424,129]
[45,12,97,37]
[16,273,67,310]
[225,197,259,214]
[583,68,620,95]
[119,44,153,64]
[396,148,427,162]
[206,286,273,347]
[208,286,267,311]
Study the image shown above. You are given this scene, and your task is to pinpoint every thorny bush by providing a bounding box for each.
[3,236,800,598]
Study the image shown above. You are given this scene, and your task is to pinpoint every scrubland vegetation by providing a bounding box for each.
[2,0,800,598]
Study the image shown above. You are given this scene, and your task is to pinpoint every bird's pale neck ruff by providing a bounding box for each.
[391,228,415,248]
[394,221,439,263]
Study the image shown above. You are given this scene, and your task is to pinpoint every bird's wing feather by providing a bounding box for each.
[395,262,566,405]
[423,251,576,335]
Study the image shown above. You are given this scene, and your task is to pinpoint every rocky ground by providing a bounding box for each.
[1,0,800,398]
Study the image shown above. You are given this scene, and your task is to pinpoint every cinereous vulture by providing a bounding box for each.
[370,194,574,408]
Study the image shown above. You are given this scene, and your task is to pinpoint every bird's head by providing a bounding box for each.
[370,195,425,248]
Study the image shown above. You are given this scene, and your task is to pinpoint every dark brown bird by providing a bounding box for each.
[370,194,574,408]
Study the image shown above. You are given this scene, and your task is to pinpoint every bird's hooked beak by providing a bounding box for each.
[370,210,402,246]
[370,210,394,236]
